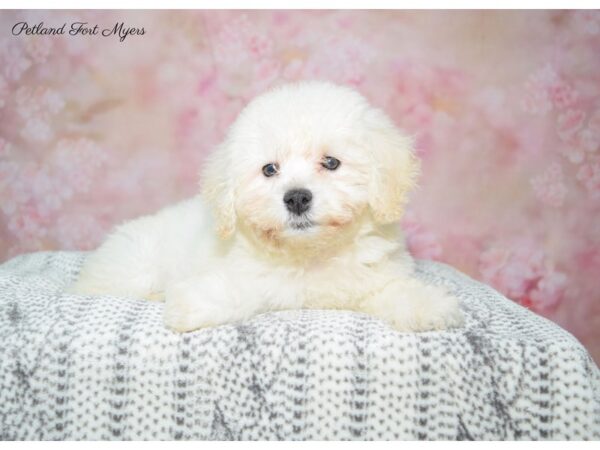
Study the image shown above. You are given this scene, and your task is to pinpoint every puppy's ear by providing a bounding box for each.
[200,142,236,239]
[365,109,420,224]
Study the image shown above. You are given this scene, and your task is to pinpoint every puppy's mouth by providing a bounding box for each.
[287,216,315,231]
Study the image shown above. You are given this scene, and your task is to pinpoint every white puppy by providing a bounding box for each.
[69,81,463,333]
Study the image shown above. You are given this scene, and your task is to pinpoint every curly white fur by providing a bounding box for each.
[69,81,463,333]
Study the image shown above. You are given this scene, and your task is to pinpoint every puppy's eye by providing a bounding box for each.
[262,162,279,177]
[321,156,341,171]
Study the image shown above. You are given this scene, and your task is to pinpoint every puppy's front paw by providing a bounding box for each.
[163,279,220,332]
[407,289,464,332]
[163,273,245,333]
[362,279,464,332]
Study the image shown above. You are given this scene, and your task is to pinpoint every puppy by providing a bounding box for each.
[69,81,463,333]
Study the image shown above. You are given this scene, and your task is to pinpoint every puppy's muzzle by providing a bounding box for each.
[284,188,312,216]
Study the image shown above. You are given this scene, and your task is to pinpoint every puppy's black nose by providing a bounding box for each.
[284,189,312,215]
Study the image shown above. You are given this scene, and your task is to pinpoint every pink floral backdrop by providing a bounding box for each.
[1,10,599,362]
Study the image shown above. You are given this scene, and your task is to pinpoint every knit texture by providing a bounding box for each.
[1,251,599,440]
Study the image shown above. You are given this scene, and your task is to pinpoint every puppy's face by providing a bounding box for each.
[233,131,371,242]
[202,82,419,249]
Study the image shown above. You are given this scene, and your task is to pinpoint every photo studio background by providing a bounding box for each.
[1,10,599,363]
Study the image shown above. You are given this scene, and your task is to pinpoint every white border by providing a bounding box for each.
[1,0,599,446]
[2,0,600,10]
[1,437,599,445]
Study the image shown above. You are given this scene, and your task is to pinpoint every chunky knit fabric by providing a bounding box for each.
[1,251,598,440]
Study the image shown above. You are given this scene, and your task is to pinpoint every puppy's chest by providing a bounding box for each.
[297,259,392,310]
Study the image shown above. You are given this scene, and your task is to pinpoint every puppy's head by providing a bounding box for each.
[201,81,420,248]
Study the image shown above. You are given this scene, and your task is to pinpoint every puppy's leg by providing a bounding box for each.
[67,218,164,301]
[360,277,464,332]
[163,271,263,332]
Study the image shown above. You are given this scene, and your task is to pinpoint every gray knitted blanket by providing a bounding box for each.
[0,251,598,440]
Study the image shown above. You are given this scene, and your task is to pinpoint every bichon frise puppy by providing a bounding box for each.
[69,81,463,333]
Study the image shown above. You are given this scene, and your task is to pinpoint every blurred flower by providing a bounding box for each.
[6,204,49,242]
[479,242,566,312]
[300,35,373,86]
[20,117,53,142]
[531,163,567,207]
[474,87,513,128]
[403,214,443,260]
[560,125,600,164]
[576,158,600,198]
[480,243,542,299]
[211,14,281,96]
[15,86,65,119]
[549,81,579,110]
[531,64,561,87]
[0,42,32,81]
[52,138,107,194]
[24,36,53,64]
[214,15,274,64]
[521,64,559,115]
[42,89,66,114]
[15,86,39,119]
[557,108,586,142]
[479,247,510,280]
[577,127,600,153]
[30,168,70,217]
[528,271,567,311]
[521,65,581,119]
[588,109,600,133]
[54,213,107,250]
[560,144,586,164]
[521,85,552,115]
